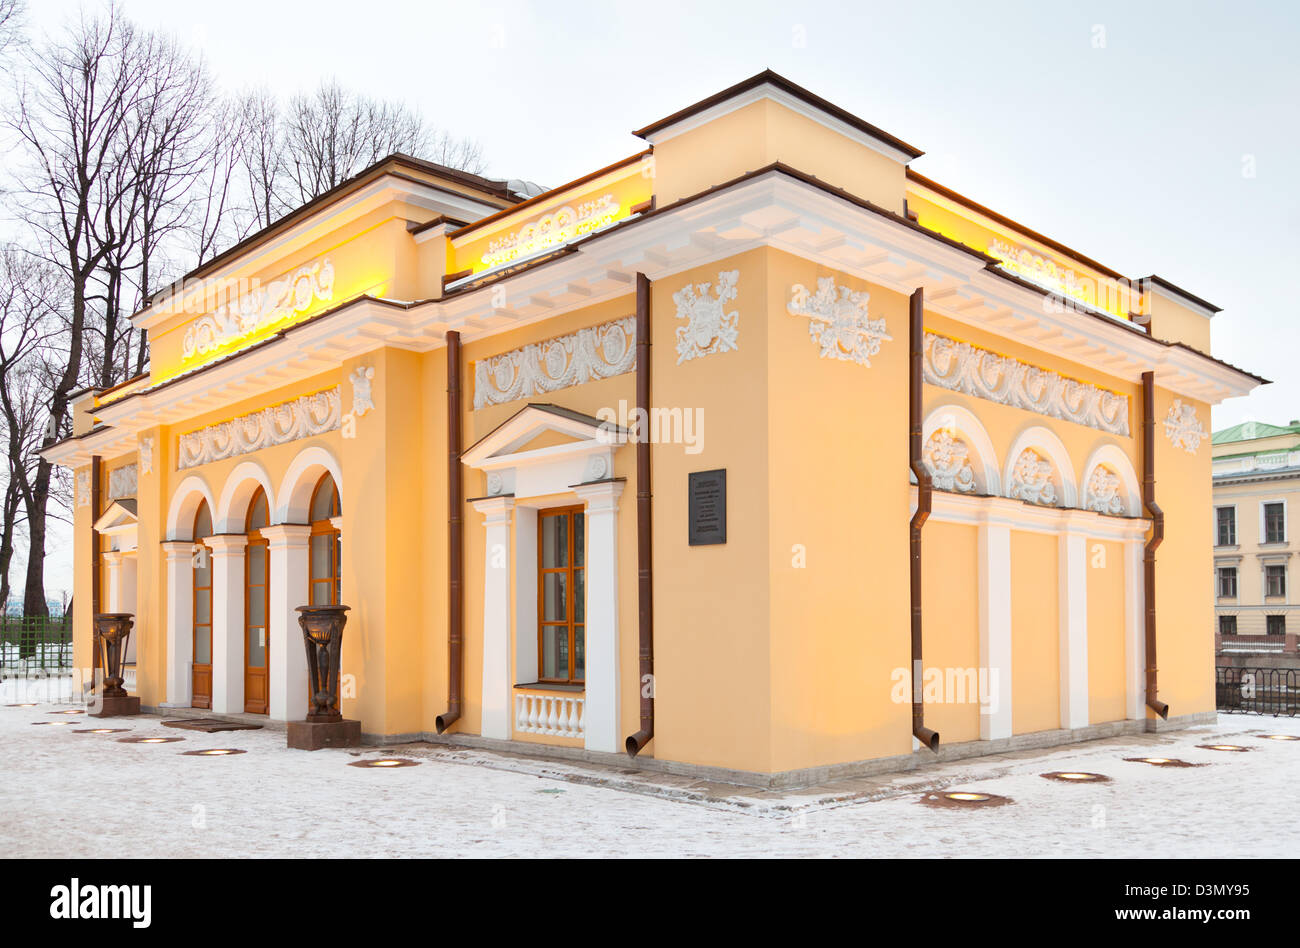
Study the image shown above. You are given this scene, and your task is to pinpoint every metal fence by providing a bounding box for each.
[1216,666,1300,717]
[0,616,73,673]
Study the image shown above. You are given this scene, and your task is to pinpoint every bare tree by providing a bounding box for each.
[0,0,23,58]
[236,87,287,232]
[426,129,487,176]
[5,3,146,616]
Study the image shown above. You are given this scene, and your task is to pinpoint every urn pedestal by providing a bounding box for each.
[287,605,360,750]
[92,613,140,717]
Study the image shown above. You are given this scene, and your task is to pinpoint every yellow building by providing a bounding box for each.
[45,71,1264,787]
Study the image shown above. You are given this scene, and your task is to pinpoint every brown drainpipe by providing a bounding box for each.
[626,273,654,756]
[1141,371,1169,720]
[90,454,102,685]
[908,289,939,751]
[436,331,464,734]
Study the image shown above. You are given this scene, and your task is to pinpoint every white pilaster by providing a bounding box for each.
[513,506,539,686]
[263,524,312,722]
[1124,537,1146,720]
[574,481,625,753]
[103,551,139,664]
[207,534,248,714]
[1058,523,1089,730]
[161,541,195,708]
[474,497,514,740]
[978,520,1013,740]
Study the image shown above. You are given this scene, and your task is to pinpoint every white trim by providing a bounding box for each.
[512,507,539,689]
[1141,277,1219,320]
[573,480,625,753]
[262,523,312,722]
[638,81,920,165]
[1080,443,1142,517]
[922,403,1000,495]
[473,496,515,740]
[977,522,1013,740]
[215,460,277,534]
[1258,497,1288,545]
[206,534,248,715]
[162,540,195,708]
[165,475,217,541]
[1213,502,1239,547]
[275,445,344,524]
[1124,539,1145,720]
[911,488,1150,541]
[1057,530,1089,730]
[1003,426,1079,508]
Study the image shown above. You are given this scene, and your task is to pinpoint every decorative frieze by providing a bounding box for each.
[787,278,892,367]
[107,464,138,500]
[922,429,977,493]
[987,237,1090,305]
[473,317,636,410]
[181,257,335,361]
[139,437,154,475]
[924,332,1130,436]
[177,388,341,470]
[1163,399,1206,454]
[1085,465,1125,516]
[1008,448,1058,506]
[674,269,739,365]
[350,366,375,418]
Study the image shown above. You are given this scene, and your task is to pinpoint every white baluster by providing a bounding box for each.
[527,695,539,732]
[576,699,585,736]
[546,697,559,734]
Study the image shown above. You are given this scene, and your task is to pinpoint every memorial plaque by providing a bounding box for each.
[688,469,727,546]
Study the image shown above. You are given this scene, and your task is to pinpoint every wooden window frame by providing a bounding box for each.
[1219,615,1237,636]
[537,504,585,685]
[308,473,342,607]
[1215,506,1237,547]
[1267,614,1287,636]
[1265,563,1287,598]
[1217,566,1237,599]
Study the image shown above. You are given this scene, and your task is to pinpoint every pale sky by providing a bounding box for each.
[15,0,1300,595]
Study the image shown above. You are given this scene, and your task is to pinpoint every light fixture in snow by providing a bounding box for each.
[1042,771,1110,783]
[1258,735,1299,742]
[1198,744,1250,752]
[118,736,184,744]
[349,758,419,769]
[184,748,246,757]
[75,728,128,734]
[1124,757,1198,767]
[49,709,84,715]
[919,790,1013,809]
[5,703,37,707]
[32,721,74,727]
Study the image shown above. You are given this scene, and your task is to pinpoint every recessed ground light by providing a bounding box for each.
[1258,734,1300,742]
[72,728,129,734]
[348,758,419,768]
[1123,756,1198,767]
[48,709,84,715]
[6,703,37,707]
[1042,771,1111,783]
[1198,744,1250,752]
[919,790,1012,809]
[182,748,246,757]
[117,736,184,744]
[31,721,75,727]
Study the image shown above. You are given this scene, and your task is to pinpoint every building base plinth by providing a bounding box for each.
[93,695,141,717]
[287,719,361,750]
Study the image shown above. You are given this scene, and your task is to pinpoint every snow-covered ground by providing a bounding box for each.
[3,677,1298,858]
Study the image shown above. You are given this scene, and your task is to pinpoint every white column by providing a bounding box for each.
[513,507,539,685]
[1124,536,1146,720]
[978,520,1014,740]
[474,497,514,740]
[574,482,625,753]
[103,552,139,664]
[207,535,248,714]
[263,524,311,722]
[161,541,195,708]
[1058,522,1089,730]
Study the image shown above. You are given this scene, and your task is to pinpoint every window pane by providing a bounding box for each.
[574,511,584,567]
[195,591,210,625]
[311,534,333,580]
[574,567,585,623]
[543,572,566,621]
[249,585,266,626]
[574,626,584,682]
[193,557,211,588]
[541,515,567,568]
[541,626,567,679]
[248,493,268,531]
[311,581,332,606]
[248,625,266,667]
[312,475,338,521]
[248,545,266,584]
[194,502,212,539]
[194,625,211,664]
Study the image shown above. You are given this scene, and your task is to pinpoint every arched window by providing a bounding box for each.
[244,486,270,714]
[309,473,341,606]
[192,500,213,709]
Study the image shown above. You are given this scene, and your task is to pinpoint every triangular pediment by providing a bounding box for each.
[93,499,139,534]
[461,403,627,469]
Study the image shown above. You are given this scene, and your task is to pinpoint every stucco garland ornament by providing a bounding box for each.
[474,317,636,410]
[922,429,977,493]
[1163,399,1206,454]
[178,388,342,470]
[107,464,138,500]
[1008,448,1058,506]
[75,470,89,508]
[923,332,1129,436]
[674,269,739,365]
[181,257,335,361]
[139,436,154,475]
[1085,465,1125,516]
[787,278,892,366]
[350,366,375,418]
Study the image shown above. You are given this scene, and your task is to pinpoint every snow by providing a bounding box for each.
[3,676,1299,858]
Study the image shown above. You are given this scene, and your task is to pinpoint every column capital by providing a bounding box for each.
[206,534,249,555]
[471,495,515,524]
[573,479,626,513]
[261,523,312,548]
[102,551,126,567]
[161,540,197,561]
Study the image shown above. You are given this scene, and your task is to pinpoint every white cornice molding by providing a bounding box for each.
[640,81,919,165]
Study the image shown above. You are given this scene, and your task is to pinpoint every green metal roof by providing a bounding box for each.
[1212,420,1300,445]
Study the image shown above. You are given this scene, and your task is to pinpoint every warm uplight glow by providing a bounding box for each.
[372,760,402,767]
[1043,771,1110,783]
[141,738,168,743]
[946,792,990,802]
[1142,758,1171,764]
[89,729,116,734]
[1260,734,1300,741]
[200,749,234,756]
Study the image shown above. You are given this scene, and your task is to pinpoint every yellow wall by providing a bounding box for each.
[1087,539,1127,724]
[920,521,982,743]
[1011,530,1060,734]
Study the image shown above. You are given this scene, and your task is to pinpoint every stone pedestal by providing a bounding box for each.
[93,694,141,717]
[287,719,361,750]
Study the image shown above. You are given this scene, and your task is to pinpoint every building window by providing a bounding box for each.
[244,486,270,714]
[1219,615,1237,636]
[1265,564,1287,598]
[192,500,213,710]
[1267,614,1286,635]
[1217,567,1237,598]
[1264,502,1286,543]
[538,505,585,684]
[1216,506,1236,546]
[309,473,342,606]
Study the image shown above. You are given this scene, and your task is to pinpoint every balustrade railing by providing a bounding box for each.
[515,691,585,738]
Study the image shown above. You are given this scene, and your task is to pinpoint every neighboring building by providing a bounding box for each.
[43,71,1263,786]
[1212,420,1300,667]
